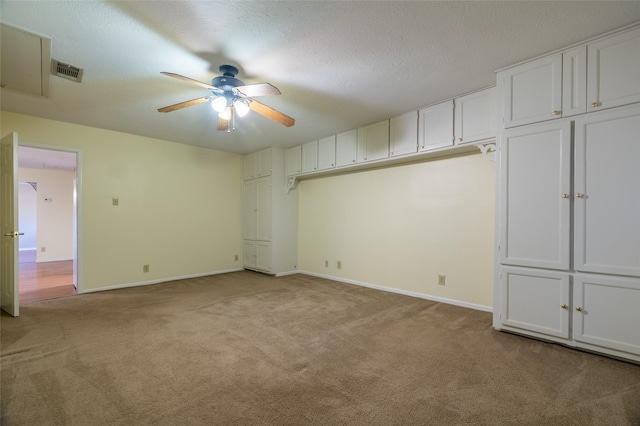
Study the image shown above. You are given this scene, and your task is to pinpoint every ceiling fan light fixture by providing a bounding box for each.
[234,99,250,117]
[211,96,228,112]
[218,107,232,121]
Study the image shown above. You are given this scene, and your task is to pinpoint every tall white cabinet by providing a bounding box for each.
[243,147,298,275]
[494,24,640,363]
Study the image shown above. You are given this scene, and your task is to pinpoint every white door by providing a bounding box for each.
[573,273,640,356]
[418,100,453,151]
[336,129,357,167]
[501,53,563,128]
[500,120,572,270]
[390,110,418,157]
[317,135,336,170]
[501,267,570,339]
[256,176,271,242]
[357,120,389,162]
[574,105,640,276]
[1,133,20,316]
[454,87,496,144]
[243,179,257,240]
[301,140,318,173]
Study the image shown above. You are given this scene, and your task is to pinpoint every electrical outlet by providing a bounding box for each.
[40,247,46,252]
[438,275,446,286]
[337,261,342,270]
[324,260,329,267]
[112,197,119,206]
[143,264,150,273]
[234,255,239,261]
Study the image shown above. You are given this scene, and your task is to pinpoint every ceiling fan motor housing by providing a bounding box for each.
[211,65,244,91]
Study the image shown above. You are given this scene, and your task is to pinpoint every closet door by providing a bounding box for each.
[574,105,640,276]
[500,120,572,270]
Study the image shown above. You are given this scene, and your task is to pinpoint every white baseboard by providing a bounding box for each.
[275,269,300,277]
[81,268,244,294]
[297,270,493,313]
[37,257,73,263]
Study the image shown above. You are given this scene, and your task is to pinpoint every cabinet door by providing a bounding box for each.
[357,120,389,162]
[587,26,640,112]
[243,180,257,240]
[285,145,302,176]
[574,105,640,276]
[573,274,640,356]
[500,121,571,270]
[256,176,271,241]
[501,267,570,339]
[336,129,357,167]
[561,46,587,117]
[318,135,336,170]
[418,100,453,151]
[454,87,496,145]
[389,110,418,157]
[502,54,562,128]
[257,148,272,177]
[302,140,318,173]
[243,240,257,269]
[243,152,258,180]
[256,242,272,272]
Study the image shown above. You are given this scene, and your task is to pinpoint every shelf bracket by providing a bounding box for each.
[477,143,496,162]
[286,176,298,193]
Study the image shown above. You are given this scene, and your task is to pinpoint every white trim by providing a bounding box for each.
[82,268,244,294]
[298,270,493,313]
[36,257,73,263]
[275,269,299,277]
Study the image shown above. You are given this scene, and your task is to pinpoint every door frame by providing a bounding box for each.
[18,143,83,294]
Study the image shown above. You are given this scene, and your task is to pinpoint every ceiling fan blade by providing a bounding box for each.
[249,100,295,127]
[235,83,281,97]
[160,72,219,91]
[157,97,210,113]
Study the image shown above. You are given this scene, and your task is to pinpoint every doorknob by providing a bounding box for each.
[3,231,24,237]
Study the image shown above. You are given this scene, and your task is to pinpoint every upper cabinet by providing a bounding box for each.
[501,25,640,128]
[389,110,418,157]
[244,147,272,180]
[285,145,302,176]
[501,54,563,128]
[301,140,318,173]
[418,100,454,151]
[357,120,389,163]
[318,135,336,170]
[336,129,358,167]
[587,26,640,112]
[454,87,496,145]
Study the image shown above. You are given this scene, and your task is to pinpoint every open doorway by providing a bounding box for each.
[17,146,79,302]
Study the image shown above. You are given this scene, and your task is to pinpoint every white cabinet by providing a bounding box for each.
[244,147,272,180]
[243,176,270,242]
[573,105,640,277]
[301,140,318,173]
[573,274,640,357]
[500,120,572,271]
[587,26,640,112]
[501,267,570,339]
[336,128,357,167]
[454,87,496,144]
[318,135,336,170]
[561,46,588,117]
[285,146,301,176]
[389,110,418,157]
[501,54,563,128]
[418,100,454,151]
[357,120,389,163]
[243,147,298,275]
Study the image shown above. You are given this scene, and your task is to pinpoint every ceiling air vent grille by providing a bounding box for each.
[51,60,83,83]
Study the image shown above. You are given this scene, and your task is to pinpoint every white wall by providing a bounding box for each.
[17,182,37,251]
[1,111,244,292]
[298,152,495,309]
[18,168,75,262]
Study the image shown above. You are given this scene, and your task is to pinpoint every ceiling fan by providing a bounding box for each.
[157,65,295,132]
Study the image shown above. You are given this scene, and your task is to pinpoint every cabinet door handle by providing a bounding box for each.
[575,193,585,198]
[576,307,583,312]
[552,110,561,116]
[561,194,569,199]
[561,304,568,309]
[591,102,602,108]
[457,137,463,142]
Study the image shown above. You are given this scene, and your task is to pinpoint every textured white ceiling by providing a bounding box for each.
[1,1,639,154]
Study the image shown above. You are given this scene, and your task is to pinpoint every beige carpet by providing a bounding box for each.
[1,271,639,425]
